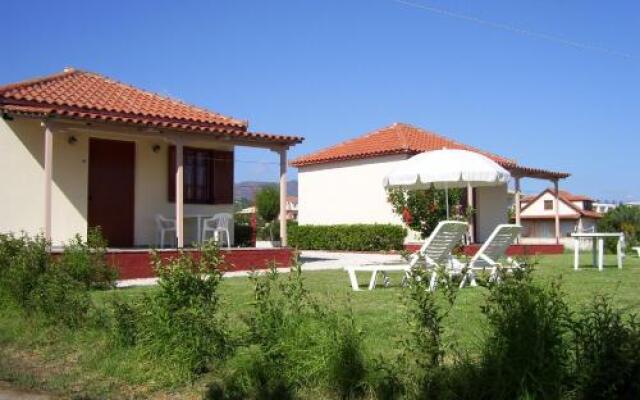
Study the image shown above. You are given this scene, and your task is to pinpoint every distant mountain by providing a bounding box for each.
[234,180,298,202]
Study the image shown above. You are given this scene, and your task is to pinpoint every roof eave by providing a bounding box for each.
[1,110,304,146]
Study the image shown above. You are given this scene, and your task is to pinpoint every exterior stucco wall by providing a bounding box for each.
[297,156,509,243]
[0,118,235,247]
[475,184,509,242]
[521,192,576,216]
[297,155,408,227]
[0,119,88,245]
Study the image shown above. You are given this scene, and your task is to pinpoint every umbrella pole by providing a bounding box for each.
[445,184,450,219]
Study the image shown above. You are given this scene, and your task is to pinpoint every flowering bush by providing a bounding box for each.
[387,188,468,238]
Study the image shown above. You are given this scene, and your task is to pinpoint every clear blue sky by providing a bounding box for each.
[3,0,638,201]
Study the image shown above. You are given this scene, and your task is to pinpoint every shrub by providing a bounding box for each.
[387,187,467,238]
[110,299,138,347]
[398,266,459,399]
[326,310,368,400]
[31,267,92,327]
[125,240,232,380]
[571,296,640,399]
[55,228,117,289]
[255,187,280,241]
[598,205,640,252]
[288,224,406,251]
[214,263,337,399]
[478,269,571,399]
[0,233,49,307]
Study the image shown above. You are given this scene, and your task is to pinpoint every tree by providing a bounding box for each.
[598,205,640,252]
[255,186,280,241]
[387,187,467,238]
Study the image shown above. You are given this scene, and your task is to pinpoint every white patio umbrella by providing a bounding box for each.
[383,149,511,218]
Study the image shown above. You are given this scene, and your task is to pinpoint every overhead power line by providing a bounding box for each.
[393,0,637,61]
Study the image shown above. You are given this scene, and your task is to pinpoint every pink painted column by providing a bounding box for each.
[175,139,184,248]
[553,179,560,245]
[278,147,288,247]
[514,177,522,242]
[43,123,53,243]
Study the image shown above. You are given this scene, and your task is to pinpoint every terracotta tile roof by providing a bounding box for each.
[0,68,303,144]
[521,188,602,219]
[522,189,593,203]
[291,122,516,167]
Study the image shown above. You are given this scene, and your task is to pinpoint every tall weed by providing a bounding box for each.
[479,267,571,399]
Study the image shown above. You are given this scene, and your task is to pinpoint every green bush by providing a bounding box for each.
[326,309,368,400]
[598,205,640,252]
[0,233,49,307]
[289,224,406,251]
[31,267,92,327]
[56,228,118,289]
[116,241,232,380]
[387,187,467,238]
[478,269,571,399]
[571,296,640,399]
[213,264,341,399]
[110,299,138,347]
[256,187,280,241]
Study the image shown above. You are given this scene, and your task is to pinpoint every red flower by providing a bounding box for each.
[402,207,413,225]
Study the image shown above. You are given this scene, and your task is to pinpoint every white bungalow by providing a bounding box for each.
[519,189,602,248]
[0,68,301,249]
[292,122,570,245]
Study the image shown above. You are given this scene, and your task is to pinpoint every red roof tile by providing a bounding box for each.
[291,122,516,167]
[0,68,303,144]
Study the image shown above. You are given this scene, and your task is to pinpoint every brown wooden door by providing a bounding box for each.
[88,138,135,247]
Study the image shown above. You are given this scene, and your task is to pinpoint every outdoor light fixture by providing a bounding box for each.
[67,135,77,145]
[152,144,161,153]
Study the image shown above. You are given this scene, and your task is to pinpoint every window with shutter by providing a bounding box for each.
[168,146,234,204]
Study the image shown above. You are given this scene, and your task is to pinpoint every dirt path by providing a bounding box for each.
[0,382,54,400]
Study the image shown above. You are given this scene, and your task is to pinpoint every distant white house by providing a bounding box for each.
[593,202,617,214]
[291,122,569,243]
[519,189,602,249]
[237,196,298,220]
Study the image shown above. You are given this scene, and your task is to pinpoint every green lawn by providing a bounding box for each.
[1,253,639,398]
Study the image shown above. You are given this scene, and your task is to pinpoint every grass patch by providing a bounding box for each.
[1,253,639,398]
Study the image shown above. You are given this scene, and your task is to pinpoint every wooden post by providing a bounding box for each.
[43,122,53,243]
[553,179,560,245]
[175,139,184,248]
[279,147,288,247]
[466,182,474,244]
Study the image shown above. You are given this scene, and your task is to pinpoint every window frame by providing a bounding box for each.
[167,146,234,205]
[543,200,554,210]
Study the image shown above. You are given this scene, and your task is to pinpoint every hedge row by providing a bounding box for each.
[288,224,406,251]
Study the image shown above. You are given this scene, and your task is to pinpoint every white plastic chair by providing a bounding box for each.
[344,220,468,291]
[459,224,522,288]
[633,247,640,258]
[202,213,232,248]
[155,214,176,248]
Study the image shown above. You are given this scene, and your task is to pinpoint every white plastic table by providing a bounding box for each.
[184,214,210,244]
[571,232,625,271]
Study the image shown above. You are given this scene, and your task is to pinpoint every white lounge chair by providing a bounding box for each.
[459,224,522,288]
[344,220,468,291]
